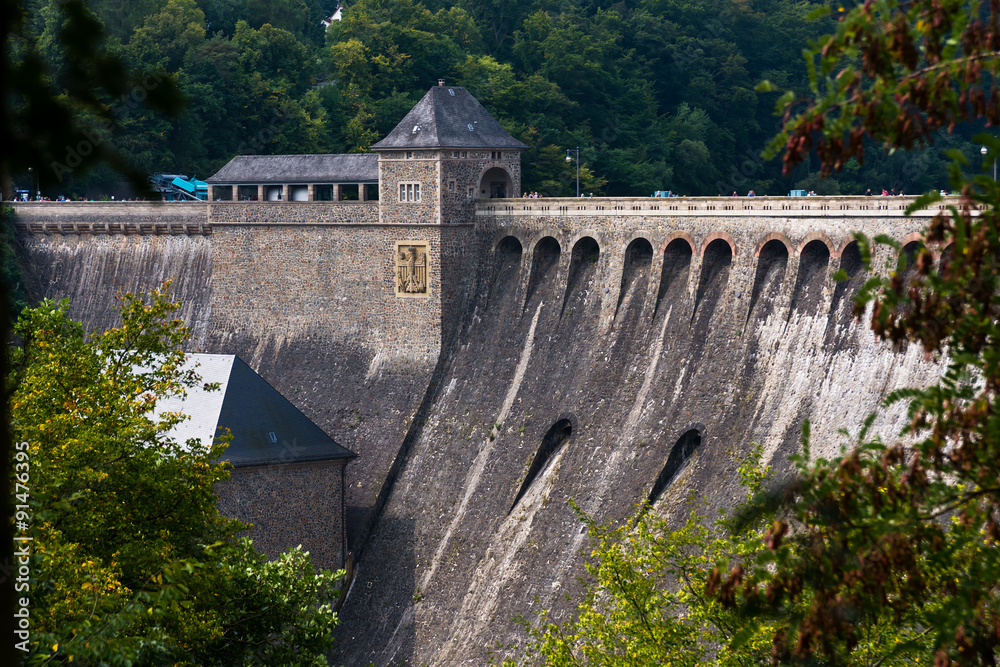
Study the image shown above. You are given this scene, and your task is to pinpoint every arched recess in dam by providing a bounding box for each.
[693,238,733,326]
[509,419,573,513]
[655,237,693,319]
[939,243,954,273]
[747,238,789,323]
[524,236,561,311]
[615,237,654,320]
[562,237,601,318]
[901,237,926,277]
[647,428,702,507]
[827,240,867,349]
[789,239,831,318]
[489,236,523,310]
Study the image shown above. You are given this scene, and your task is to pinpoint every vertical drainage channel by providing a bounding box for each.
[487,236,523,312]
[509,419,573,513]
[692,239,732,325]
[524,236,560,314]
[614,238,653,320]
[646,429,702,507]
[788,240,830,319]
[561,237,600,318]
[829,241,864,317]
[746,240,789,324]
[825,240,867,350]
[898,240,926,319]
[654,239,692,319]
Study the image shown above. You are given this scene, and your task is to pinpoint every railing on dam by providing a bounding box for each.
[476,195,973,218]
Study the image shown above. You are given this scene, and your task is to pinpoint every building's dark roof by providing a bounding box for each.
[371,85,527,150]
[159,354,356,467]
[206,153,378,184]
[216,357,355,467]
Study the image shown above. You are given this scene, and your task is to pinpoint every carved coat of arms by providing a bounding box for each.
[395,243,428,295]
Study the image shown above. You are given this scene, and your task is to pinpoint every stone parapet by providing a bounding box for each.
[9,201,211,235]
[477,195,973,219]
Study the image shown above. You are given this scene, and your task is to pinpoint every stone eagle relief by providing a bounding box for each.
[395,242,429,296]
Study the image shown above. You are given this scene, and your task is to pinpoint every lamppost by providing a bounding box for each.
[28,167,39,200]
[982,145,996,181]
[565,147,580,197]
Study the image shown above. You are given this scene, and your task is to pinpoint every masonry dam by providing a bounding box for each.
[11,195,947,665]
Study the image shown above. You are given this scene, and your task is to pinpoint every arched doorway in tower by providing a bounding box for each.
[479,166,513,199]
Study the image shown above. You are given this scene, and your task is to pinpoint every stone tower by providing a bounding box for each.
[371,82,526,225]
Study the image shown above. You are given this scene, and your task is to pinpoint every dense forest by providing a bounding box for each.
[10,0,989,197]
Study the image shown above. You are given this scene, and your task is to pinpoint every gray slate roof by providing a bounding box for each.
[372,85,527,150]
[207,153,378,184]
[157,354,356,468]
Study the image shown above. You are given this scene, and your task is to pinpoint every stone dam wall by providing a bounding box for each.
[9,198,950,665]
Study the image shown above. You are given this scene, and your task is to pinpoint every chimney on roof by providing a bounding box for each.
[438,79,445,86]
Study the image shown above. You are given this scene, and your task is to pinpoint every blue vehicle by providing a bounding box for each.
[170,177,208,201]
[149,173,207,200]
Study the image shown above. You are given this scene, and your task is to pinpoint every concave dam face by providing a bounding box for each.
[11,201,947,667]
[334,218,943,666]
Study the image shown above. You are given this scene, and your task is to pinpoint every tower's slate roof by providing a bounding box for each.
[372,85,527,150]
[206,153,378,184]
[156,354,356,468]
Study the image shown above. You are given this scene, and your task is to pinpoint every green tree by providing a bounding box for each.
[709,1,1000,664]
[128,0,208,70]
[508,447,785,667]
[11,288,342,665]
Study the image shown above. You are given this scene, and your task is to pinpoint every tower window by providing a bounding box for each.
[448,180,455,192]
[398,182,421,202]
[461,151,467,158]
[406,151,413,159]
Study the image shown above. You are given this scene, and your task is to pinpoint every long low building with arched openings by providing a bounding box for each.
[206,153,379,202]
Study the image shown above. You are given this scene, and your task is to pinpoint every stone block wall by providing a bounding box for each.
[209,201,379,225]
[439,150,521,224]
[377,151,441,225]
[215,460,349,570]
[208,222,451,361]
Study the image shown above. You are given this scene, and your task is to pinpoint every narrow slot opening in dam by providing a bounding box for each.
[647,428,702,507]
[488,236,523,311]
[898,239,926,319]
[562,237,601,318]
[509,419,573,514]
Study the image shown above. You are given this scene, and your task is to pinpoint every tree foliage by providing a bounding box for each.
[9,0,989,199]
[3,0,184,196]
[703,2,1000,665]
[11,288,342,665]
[506,447,781,667]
